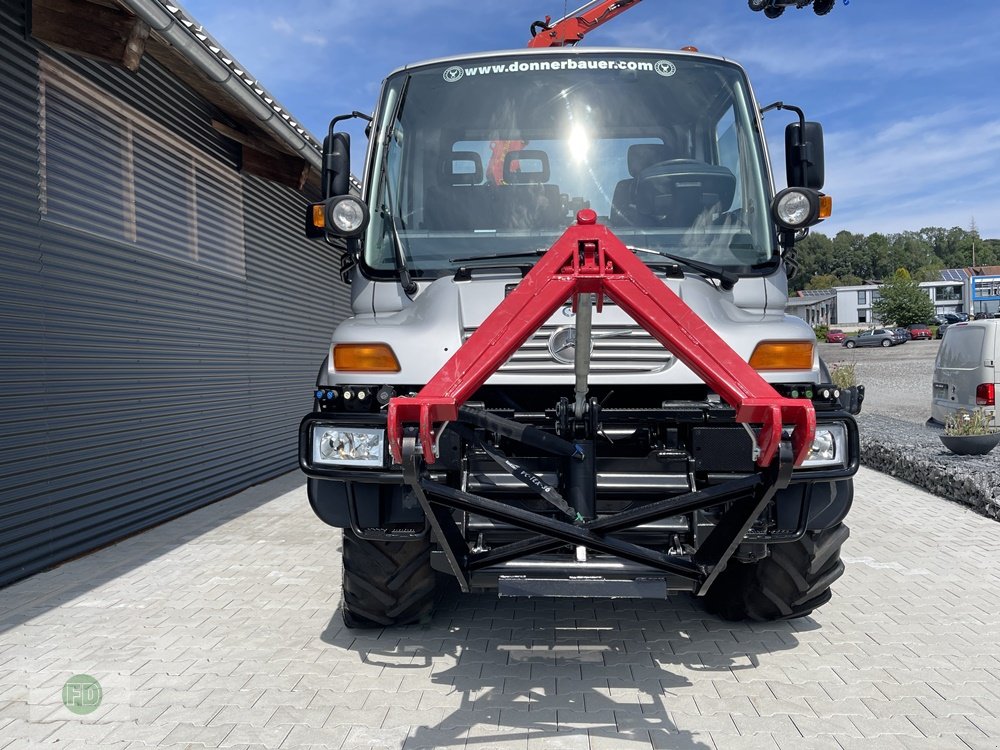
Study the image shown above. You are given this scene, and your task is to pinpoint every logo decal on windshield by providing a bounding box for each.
[655,60,677,77]
[443,59,660,81]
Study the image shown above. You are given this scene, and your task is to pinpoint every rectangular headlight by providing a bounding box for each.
[311,425,386,468]
[799,423,847,468]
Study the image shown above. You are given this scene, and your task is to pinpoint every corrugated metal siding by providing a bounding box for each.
[0,0,350,587]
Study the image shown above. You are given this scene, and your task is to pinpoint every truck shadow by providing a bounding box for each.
[321,584,806,748]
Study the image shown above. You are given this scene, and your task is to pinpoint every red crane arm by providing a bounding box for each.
[528,0,643,48]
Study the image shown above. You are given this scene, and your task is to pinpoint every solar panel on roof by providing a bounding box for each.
[940,269,966,282]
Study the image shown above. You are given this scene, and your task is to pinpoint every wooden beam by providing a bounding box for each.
[211,119,286,157]
[32,0,148,73]
[122,17,149,73]
[241,145,313,192]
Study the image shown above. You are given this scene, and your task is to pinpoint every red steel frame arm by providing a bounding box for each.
[387,210,816,467]
[528,0,643,48]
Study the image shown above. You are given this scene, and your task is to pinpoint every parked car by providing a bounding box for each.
[907,323,932,340]
[843,328,899,348]
[933,313,962,326]
[893,327,912,342]
[825,328,846,343]
[936,322,951,339]
[930,319,999,428]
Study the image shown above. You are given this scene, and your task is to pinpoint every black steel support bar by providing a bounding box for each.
[467,473,764,571]
[420,480,706,579]
[694,442,795,595]
[402,438,471,592]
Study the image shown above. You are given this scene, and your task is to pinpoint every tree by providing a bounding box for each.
[872,268,935,327]
[805,273,841,290]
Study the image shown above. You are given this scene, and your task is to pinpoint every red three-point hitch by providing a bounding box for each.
[386,209,816,468]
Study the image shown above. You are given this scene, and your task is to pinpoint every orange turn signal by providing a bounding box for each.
[749,341,815,371]
[333,343,401,373]
[311,203,325,228]
[819,195,833,219]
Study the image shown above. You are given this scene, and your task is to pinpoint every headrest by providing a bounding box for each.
[627,143,673,177]
[503,149,550,184]
[444,151,483,185]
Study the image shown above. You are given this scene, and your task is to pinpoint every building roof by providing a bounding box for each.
[787,293,835,307]
[32,0,363,192]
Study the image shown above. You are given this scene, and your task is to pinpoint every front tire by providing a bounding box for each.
[764,5,785,18]
[704,523,849,621]
[341,529,436,628]
[813,0,835,14]
[845,340,856,348]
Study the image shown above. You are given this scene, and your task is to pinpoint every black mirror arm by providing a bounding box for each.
[761,101,812,181]
[327,111,373,143]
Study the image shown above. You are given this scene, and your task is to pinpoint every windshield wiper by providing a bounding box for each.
[628,246,739,291]
[449,248,685,281]
[379,75,417,295]
[448,249,547,264]
[448,251,546,281]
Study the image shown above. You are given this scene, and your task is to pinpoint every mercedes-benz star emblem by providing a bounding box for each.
[547,326,592,365]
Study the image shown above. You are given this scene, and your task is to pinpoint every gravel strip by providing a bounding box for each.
[857,412,1000,520]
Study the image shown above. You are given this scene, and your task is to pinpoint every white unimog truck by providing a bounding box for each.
[299,46,861,628]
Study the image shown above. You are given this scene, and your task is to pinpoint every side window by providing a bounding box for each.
[38,58,246,278]
[42,86,128,241]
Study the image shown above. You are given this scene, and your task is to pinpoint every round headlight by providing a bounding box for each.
[332,199,364,233]
[771,188,821,230]
[323,195,370,238]
[777,192,811,226]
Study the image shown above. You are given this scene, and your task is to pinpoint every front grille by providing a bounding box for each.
[462,324,673,374]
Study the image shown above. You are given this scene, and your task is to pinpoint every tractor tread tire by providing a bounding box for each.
[341,529,436,629]
[704,523,849,622]
[814,0,836,15]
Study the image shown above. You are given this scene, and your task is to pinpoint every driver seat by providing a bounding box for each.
[609,143,676,227]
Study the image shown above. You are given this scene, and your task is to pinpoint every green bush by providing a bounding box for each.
[813,324,829,342]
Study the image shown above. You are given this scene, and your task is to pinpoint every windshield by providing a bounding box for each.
[363,53,773,279]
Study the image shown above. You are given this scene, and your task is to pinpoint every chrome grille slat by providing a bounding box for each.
[463,325,672,374]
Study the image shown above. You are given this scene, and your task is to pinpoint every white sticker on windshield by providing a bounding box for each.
[441,59,664,81]
[655,60,676,77]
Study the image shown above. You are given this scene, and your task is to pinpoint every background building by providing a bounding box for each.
[0,0,350,586]
[829,273,968,326]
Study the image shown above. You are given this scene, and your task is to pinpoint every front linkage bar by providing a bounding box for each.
[387,209,815,468]
[401,435,794,595]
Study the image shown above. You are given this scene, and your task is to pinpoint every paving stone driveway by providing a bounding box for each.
[1,467,999,749]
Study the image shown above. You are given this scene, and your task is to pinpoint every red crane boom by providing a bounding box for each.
[528,0,643,48]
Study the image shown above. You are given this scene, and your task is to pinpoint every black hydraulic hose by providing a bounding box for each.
[457,406,583,460]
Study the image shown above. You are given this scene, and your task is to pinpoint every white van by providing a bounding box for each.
[930,319,998,427]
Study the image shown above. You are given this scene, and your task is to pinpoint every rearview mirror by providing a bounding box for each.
[322,132,351,198]
[785,121,824,190]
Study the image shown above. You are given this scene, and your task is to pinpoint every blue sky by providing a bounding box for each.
[179,0,1000,239]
